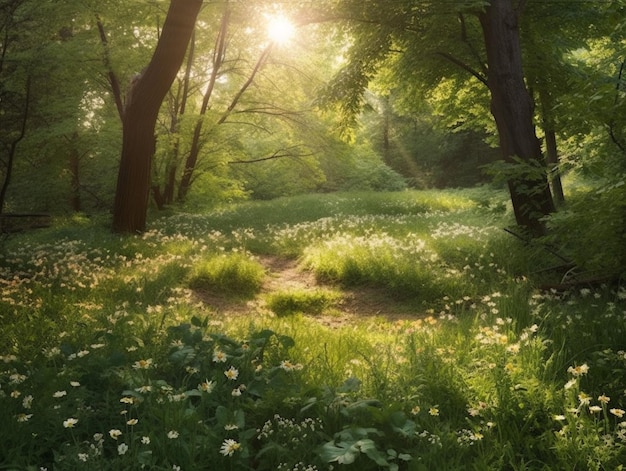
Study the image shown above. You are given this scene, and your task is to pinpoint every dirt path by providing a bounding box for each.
[193,255,422,325]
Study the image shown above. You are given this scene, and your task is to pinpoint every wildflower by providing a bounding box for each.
[567,364,589,377]
[224,424,239,431]
[63,417,78,428]
[43,347,61,358]
[120,396,135,404]
[132,358,153,369]
[9,373,27,384]
[16,413,33,422]
[232,388,242,397]
[22,395,33,409]
[610,408,626,418]
[410,406,421,415]
[109,429,122,440]
[224,366,239,381]
[70,381,80,387]
[78,453,88,462]
[220,438,241,456]
[76,350,89,358]
[10,390,20,398]
[53,390,67,398]
[167,430,179,439]
[564,379,577,390]
[213,350,227,363]
[136,385,152,393]
[198,380,216,393]
[127,418,138,426]
[142,436,151,445]
[173,466,181,471]
[429,406,440,416]
[117,443,128,455]
[578,392,591,407]
[598,394,610,405]
[589,405,602,413]
[553,415,566,421]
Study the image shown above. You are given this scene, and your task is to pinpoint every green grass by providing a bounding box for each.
[265,288,342,317]
[187,252,266,298]
[1,188,625,470]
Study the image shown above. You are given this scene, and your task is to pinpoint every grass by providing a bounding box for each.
[188,253,266,298]
[1,187,625,470]
[266,288,342,317]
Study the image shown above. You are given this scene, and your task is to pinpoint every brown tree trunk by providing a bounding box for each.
[544,128,565,205]
[0,76,30,215]
[112,0,202,233]
[479,0,555,236]
[68,133,82,212]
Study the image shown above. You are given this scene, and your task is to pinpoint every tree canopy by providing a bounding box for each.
[0,0,624,251]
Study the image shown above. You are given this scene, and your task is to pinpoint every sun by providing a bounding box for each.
[266,14,295,45]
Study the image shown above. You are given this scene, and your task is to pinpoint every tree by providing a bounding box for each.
[0,0,32,214]
[478,0,554,235]
[111,0,202,233]
[320,0,556,235]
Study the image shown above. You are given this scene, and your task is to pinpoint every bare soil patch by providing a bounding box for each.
[193,255,424,325]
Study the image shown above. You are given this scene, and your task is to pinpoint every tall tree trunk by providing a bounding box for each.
[544,128,565,205]
[479,0,555,236]
[0,75,30,215]
[68,132,82,212]
[112,0,202,234]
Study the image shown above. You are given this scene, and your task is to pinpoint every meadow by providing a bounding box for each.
[1,187,625,470]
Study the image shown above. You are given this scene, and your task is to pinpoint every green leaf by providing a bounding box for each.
[358,439,388,466]
[169,346,196,365]
[339,376,362,393]
[320,440,358,464]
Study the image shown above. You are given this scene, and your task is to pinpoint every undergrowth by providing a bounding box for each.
[1,188,625,470]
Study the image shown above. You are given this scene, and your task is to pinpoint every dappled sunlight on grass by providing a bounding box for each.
[1,189,625,469]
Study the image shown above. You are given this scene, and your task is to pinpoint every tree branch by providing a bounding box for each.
[95,15,125,120]
[459,13,488,78]
[228,147,316,165]
[433,51,488,86]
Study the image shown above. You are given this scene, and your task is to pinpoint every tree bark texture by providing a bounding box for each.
[112,0,203,233]
[479,0,555,236]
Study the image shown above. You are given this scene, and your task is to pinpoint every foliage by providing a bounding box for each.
[266,288,341,317]
[188,252,266,298]
[545,176,626,276]
[2,189,626,469]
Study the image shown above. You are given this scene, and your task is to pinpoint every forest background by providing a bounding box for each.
[1,0,622,250]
